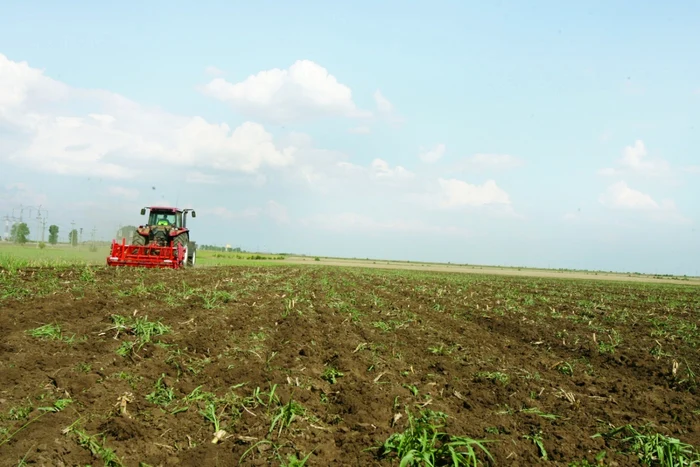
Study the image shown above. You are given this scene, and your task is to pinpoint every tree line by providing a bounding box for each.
[198,245,243,252]
[7,222,79,246]
[6,223,244,252]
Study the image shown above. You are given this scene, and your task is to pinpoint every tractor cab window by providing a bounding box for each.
[150,212,177,226]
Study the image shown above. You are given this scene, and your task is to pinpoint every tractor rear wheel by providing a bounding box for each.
[173,233,189,266]
[132,234,146,245]
[186,241,196,267]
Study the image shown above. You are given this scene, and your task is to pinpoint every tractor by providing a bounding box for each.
[107,206,197,269]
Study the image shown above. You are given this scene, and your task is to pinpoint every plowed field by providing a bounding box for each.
[1,264,698,466]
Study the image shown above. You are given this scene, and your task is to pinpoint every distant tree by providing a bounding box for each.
[69,229,79,246]
[116,225,137,240]
[11,223,30,244]
[48,225,59,244]
[199,244,233,252]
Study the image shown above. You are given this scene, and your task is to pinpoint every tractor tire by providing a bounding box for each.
[173,233,189,266]
[132,234,146,246]
[186,241,196,267]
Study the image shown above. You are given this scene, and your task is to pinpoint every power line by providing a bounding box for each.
[34,205,48,244]
[2,214,19,241]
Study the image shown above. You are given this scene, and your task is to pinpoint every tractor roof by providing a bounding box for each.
[148,206,181,213]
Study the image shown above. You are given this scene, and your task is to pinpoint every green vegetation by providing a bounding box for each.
[68,228,79,246]
[594,424,700,466]
[48,225,59,245]
[0,242,288,268]
[9,222,30,244]
[376,408,495,466]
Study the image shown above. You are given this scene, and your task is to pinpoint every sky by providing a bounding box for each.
[0,1,699,275]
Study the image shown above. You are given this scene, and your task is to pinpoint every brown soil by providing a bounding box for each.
[284,257,700,286]
[0,264,698,466]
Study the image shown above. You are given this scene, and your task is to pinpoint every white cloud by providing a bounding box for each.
[107,186,139,201]
[419,144,446,163]
[456,153,524,171]
[0,52,523,244]
[89,113,116,125]
[10,114,138,179]
[598,181,691,225]
[599,140,671,177]
[0,54,69,116]
[0,53,414,204]
[200,60,370,123]
[683,165,700,174]
[369,158,414,181]
[174,118,295,173]
[436,178,511,209]
[598,181,658,210]
[279,140,415,194]
[278,131,314,149]
[0,53,298,180]
[438,178,510,208]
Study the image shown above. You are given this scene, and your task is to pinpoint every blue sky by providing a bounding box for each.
[0,1,698,275]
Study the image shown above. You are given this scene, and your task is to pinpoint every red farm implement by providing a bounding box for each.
[106,206,197,269]
[107,238,186,269]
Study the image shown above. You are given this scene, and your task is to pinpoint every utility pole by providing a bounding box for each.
[12,205,46,241]
[90,226,97,251]
[34,206,48,243]
[2,215,14,241]
[35,205,42,244]
[41,214,48,243]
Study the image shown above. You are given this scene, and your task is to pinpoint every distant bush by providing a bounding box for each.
[211,252,285,260]
[38,242,46,249]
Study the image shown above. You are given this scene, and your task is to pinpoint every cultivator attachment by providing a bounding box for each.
[107,238,186,269]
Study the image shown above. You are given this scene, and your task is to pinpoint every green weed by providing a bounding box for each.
[594,424,700,466]
[109,314,171,357]
[64,421,123,467]
[376,408,495,466]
